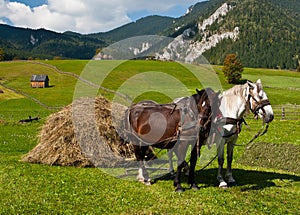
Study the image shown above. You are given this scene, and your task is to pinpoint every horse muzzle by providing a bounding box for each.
[264,114,274,123]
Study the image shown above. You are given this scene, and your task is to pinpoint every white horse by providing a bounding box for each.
[213,79,274,188]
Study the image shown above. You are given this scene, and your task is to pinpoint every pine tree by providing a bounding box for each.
[0,48,4,61]
[222,54,244,84]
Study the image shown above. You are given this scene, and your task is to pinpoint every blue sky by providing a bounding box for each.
[0,0,204,33]
[11,0,47,7]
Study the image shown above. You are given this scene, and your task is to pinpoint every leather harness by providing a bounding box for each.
[123,96,210,148]
[216,89,271,138]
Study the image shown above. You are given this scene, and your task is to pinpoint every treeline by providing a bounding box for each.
[90,15,174,43]
[0,0,299,69]
[202,0,300,69]
[0,15,173,61]
[0,24,106,60]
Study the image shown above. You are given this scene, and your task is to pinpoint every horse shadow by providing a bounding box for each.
[154,168,300,190]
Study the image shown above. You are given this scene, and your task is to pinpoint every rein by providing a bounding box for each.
[198,84,272,171]
[234,123,269,148]
[248,89,271,118]
[236,89,271,147]
[197,119,269,172]
[215,89,271,146]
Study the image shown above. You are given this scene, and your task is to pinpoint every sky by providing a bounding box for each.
[0,0,205,34]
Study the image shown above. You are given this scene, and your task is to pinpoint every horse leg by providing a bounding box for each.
[217,140,227,188]
[134,145,151,185]
[182,160,190,176]
[226,136,238,186]
[188,144,199,190]
[173,143,188,192]
[168,149,175,176]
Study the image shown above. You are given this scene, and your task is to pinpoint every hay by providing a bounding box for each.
[22,96,135,168]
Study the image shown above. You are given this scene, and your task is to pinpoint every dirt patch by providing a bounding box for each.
[238,142,300,173]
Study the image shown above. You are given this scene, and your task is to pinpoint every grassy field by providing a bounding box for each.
[0,60,299,214]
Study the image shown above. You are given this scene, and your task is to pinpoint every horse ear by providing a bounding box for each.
[244,83,251,98]
[196,89,200,94]
[247,81,255,90]
[256,79,263,90]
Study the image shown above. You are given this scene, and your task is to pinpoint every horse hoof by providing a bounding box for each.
[175,187,184,193]
[144,180,151,186]
[138,178,151,185]
[219,181,228,189]
[190,184,199,190]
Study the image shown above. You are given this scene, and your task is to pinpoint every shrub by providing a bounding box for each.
[222,54,244,84]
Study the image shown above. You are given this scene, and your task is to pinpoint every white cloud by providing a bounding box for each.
[0,0,201,34]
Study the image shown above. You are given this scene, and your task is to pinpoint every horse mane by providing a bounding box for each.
[222,83,250,114]
[223,84,247,98]
[192,89,204,103]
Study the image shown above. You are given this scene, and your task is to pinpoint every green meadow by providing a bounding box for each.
[0,60,299,214]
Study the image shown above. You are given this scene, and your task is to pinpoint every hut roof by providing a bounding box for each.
[31,74,49,82]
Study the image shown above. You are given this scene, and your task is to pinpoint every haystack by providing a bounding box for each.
[22,96,135,167]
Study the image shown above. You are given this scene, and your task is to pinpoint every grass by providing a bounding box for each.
[214,65,300,103]
[0,60,299,214]
[0,61,78,107]
[0,85,24,100]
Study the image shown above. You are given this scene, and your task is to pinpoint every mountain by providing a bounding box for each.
[88,15,174,43]
[0,24,106,59]
[155,0,300,69]
[201,0,300,69]
[0,0,299,69]
[0,15,173,60]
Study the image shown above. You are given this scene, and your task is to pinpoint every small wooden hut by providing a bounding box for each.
[30,74,49,88]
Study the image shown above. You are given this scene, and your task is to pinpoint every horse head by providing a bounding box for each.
[247,79,274,123]
[195,88,221,134]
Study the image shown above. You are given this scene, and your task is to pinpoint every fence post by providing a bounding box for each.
[281,107,285,120]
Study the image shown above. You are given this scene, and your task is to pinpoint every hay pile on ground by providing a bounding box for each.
[22,96,135,167]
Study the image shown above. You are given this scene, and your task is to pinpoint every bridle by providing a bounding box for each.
[247,88,271,119]
[180,94,212,132]
[232,85,272,146]
[211,85,271,140]
[197,92,222,135]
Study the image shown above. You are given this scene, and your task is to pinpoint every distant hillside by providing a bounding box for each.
[89,15,174,43]
[0,0,299,69]
[0,15,173,60]
[0,24,106,60]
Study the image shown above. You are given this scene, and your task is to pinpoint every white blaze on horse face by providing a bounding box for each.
[258,89,274,122]
[254,80,274,122]
[202,101,206,108]
[141,112,167,144]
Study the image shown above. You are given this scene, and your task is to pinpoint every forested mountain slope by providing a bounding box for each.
[0,0,299,69]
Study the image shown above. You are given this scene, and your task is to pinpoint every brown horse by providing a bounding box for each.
[123,88,220,192]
